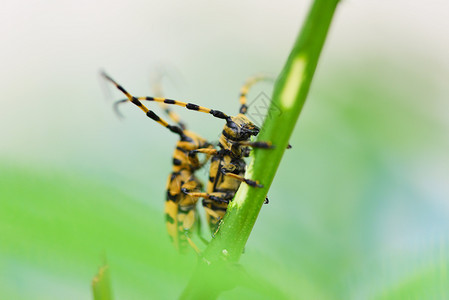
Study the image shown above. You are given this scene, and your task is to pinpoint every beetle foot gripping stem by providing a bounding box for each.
[220,169,264,188]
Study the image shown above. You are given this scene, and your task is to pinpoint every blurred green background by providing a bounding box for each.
[1,1,449,299]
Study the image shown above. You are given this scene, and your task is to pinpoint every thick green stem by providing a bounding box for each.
[181,0,339,298]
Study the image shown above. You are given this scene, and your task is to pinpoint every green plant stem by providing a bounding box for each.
[181,0,339,298]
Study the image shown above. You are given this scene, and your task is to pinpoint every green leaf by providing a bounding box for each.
[92,264,113,300]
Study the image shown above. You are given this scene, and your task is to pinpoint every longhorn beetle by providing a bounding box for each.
[184,75,274,233]
[104,72,273,234]
[103,72,213,252]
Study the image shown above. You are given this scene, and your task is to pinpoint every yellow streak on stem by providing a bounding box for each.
[280,55,307,109]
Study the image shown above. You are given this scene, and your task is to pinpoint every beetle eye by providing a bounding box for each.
[242,123,259,135]
[226,119,238,130]
[245,128,259,136]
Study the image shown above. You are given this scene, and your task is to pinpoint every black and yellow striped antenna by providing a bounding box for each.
[109,68,186,129]
[101,72,184,137]
[105,72,274,125]
[150,69,186,130]
[238,75,273,114]
[101,72,230,122]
